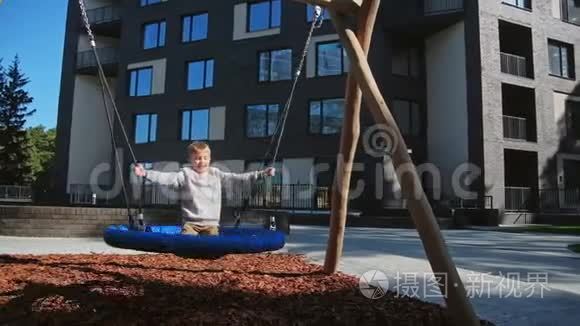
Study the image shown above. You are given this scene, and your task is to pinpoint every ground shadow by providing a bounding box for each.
[0,253,484,326]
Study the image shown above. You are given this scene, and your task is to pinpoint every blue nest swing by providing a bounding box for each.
[104,224,286,257]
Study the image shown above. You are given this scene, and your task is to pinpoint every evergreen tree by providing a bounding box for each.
[26,125,56,182]
[0,56,35,184]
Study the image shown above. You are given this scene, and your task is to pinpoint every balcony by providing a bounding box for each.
[504,149,539,210]
[76,47,119,76]
[499,20,534,79]
[82,5,121,37]
[424,0,464,15]
[501,83,537,142]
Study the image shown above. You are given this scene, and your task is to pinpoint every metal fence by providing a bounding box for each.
[0,185,32,203]
[69,184,113,205]
[424,0,464,15]
[449,196,494,209]
[537,188,580,211]
[500,52,528,78]
[69,183,331,210]
[76,47,119,70]
[505,187,580,212]
[223,183,331,210]
[503,115,528,140]
[423,188,494,209]
[86,5,121,25]
[140,184,180,206]
[505,187,534,211]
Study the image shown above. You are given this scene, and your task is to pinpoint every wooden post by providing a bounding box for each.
[328,11,480,326]
[323,0,381,274]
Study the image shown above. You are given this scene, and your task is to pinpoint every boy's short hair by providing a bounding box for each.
[188,141,210,155]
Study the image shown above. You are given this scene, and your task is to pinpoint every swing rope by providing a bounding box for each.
[264,6,324,166]
[78,0,143,221]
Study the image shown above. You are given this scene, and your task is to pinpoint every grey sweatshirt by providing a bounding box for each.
[144,166,265,226]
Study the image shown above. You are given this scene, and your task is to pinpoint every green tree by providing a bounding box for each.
[26,125,56,182]
[0,56,35,185]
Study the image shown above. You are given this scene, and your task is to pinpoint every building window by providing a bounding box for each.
[392,47,420,77]
[561,0,580,25]
[129,67,153,96]
[187,59,214,90]
[181,109,209,141]
[306,4,330,21]
[248,0,281,32]
[316,41,349,77]
[246,104,279,138]
[309,99,344,135]
[135,113,157,144]
[143,21,166,49]
[548,40,575,79]
[259,49,292,82]
[392,99,421,136]
[502,0,532,10]
[140,0,163,7]
[182,13,208,42]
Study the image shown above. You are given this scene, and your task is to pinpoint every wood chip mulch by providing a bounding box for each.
[0,253,492,326]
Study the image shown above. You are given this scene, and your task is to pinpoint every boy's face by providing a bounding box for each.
[190,149,211,174]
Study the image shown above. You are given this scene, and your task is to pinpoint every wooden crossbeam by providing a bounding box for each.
[291,0,362,14]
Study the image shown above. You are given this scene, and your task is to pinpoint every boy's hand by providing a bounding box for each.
[134,164,147,177]
[263,167,276,177]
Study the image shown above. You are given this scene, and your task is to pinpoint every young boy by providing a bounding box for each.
[133,142,275,236]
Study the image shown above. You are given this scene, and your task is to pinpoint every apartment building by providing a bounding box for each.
[55,0,580,218]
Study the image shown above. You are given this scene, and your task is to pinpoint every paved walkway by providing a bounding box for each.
[1,227,580,326]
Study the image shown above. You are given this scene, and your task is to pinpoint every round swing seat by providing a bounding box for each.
[103,225,286,257]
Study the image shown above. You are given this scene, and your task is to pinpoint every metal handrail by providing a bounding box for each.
[503,115,528,140]
[500,52,528,77]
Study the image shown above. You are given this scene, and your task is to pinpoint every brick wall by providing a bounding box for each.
[478,1,580,211]
[0,205,179,237]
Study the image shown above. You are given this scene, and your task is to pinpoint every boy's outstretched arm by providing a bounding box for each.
[216,167,276,183]
[134,164,186,188]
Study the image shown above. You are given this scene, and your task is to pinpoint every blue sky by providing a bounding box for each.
[0,0,67,129]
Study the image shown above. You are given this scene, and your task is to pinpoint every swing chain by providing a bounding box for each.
[265,6,323,165]
[293,6,323,79]
[77,0,144,227]
[78,0,96,47]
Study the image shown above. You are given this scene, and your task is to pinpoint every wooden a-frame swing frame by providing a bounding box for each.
[291,1,480,325]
